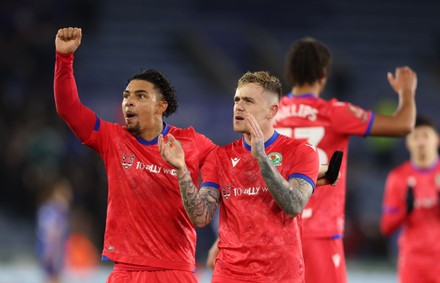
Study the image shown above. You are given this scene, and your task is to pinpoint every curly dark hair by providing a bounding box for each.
[128,69,178,118]
[284,37,332,87]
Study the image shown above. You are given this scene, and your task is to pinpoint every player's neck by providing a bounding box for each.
[412,154,438,169]
[139,120,164,141]
[291,84,321,97]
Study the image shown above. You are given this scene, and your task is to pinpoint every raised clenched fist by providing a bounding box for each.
[55,27,82,54]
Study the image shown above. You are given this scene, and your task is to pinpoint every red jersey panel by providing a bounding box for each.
[381,160,440,274]
[202,132,319,283]
[273,94,374,238]
[54,52,217,271]
[85,122,215,271]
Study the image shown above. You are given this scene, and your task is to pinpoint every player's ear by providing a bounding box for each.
[157,100,168,115]
[267,104,279,119]
[319,68,328,86]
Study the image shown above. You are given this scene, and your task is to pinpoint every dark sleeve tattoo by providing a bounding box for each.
[258,157,313,217]
[178,168,220,227]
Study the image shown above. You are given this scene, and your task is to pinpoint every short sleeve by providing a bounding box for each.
[201,150,220,189]
[194,132,218,168]
[330,101,374,136]
[287,141,320,190]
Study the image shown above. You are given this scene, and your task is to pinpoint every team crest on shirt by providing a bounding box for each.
[121,153,135,170]
[268,152,282,166]
[222,185,231,200]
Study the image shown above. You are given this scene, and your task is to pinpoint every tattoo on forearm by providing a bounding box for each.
[258,157,312,217]
[178,170,220,227]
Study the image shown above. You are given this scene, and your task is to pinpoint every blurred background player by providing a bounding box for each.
[380,116,440,283]
[159,71,319,282]
[36,177,73,283]
[64,208,99,277]
[54,27,216,282]
[272,37,417,283]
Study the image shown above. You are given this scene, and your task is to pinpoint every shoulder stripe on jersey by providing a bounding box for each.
[382,206,399,214]
[331,234,343,239]
[364,112,375,136]
[201,182,219,189]
[288,173,316,190]
[243,131,279,151]
[93,115,101,131]
[288,92,318,99]
[135,122,170,145]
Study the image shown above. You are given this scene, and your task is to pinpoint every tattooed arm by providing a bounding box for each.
[176,165,220,227]
[256,154,313,217]
[245,113,313,217]
[158,134,220,227]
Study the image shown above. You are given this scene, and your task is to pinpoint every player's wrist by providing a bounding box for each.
[176,164,189,177]
[399,88,415,99]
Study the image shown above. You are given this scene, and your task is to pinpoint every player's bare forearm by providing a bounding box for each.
[177,167,220,227]
[394,92,416,133]
[257,157,312,217]
[371,98,416,136]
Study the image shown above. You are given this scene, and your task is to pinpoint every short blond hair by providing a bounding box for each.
[237,71,282,100]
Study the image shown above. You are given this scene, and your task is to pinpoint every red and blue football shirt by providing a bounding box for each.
[381,159,440,278]
[54,52,216,271]
[202,132,319,282]
[273,93,374,238]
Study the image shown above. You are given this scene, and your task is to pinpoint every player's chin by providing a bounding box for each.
[233,125,247,134]
[126,123,140,134]
[233,120,245,129]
